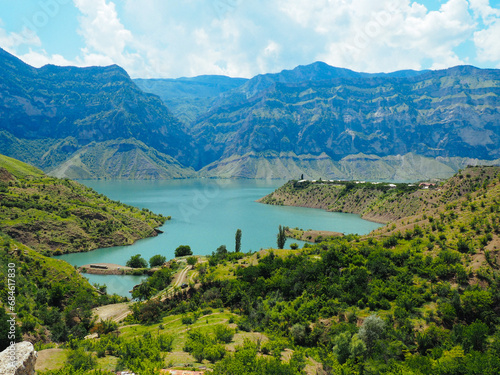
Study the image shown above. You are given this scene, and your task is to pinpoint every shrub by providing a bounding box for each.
[149,254,166,268]
[126,254,148,268]
[187,256,198,266]
[175,245,193,257]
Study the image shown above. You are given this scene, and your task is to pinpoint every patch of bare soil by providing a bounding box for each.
[79,263,132,275]
[92,302,132,323]
[286,229,343,242]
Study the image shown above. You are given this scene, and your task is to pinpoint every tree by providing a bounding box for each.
[126,254,148,268]
[277,225,286,249]
[235,229,242,252]
[149,254,166,267]
[216,245,228,259]
[358,314,385,354]
[187,256,198,266]
[175,245,193,257]
[132,281,155,301]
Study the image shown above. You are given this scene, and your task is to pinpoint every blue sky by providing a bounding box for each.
[0,0,499,78]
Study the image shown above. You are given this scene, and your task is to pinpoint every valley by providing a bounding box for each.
[2,153,500,374]
[0,46,500,375]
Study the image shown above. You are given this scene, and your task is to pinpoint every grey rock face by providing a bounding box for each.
[0,342,37,375]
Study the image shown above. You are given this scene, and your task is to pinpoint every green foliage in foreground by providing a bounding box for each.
[38,332,174,375]
[0,235,125,348]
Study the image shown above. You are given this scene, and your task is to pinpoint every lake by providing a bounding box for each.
[55,179,383,296]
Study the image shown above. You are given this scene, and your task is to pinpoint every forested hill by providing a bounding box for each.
[259,166,500,224]
[0,154,167,255]
[0,237,116,350]
[117,163,500,374]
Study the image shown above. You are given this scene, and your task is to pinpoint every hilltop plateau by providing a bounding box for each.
[259,166,500,224]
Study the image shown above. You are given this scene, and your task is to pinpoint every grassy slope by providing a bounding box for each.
[0,153,45,179]
[0,154,167,255]
[0,235,100,343]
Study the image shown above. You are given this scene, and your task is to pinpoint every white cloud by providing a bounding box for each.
[295,0,475,72]
[0,19,41,53]
[469,0,500,68]
[17,49,73,67]
[1,0,499,77]
[73,0,145,73]
[474,21,500,67]
[469,0,500,24]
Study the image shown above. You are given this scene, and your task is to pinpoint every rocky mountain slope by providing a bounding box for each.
[134,75,248,124]
[0,48,196,179]
[190,64,499,178]
[0,47,499,180]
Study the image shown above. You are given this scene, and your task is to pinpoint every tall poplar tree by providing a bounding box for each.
[277,225,286,249]
[235,229,242,253]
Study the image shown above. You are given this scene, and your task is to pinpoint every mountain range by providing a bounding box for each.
[1,47,499,180]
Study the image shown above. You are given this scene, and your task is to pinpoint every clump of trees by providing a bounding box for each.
[184,325,235,363]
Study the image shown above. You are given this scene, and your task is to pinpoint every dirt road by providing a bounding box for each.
[92,302,132,323]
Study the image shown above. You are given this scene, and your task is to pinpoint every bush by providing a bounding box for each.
[149,254,166,267]
[175,245,193,257]
[187,256,198,266]
[67,347,96,371]
[290,243,299,250]
[126,254,148,268]
[214,324,235,344]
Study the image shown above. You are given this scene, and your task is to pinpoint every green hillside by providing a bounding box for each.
[0,235,124,352]
[0,154,167,255]
[35,166,500,374]
[0,153,45,179]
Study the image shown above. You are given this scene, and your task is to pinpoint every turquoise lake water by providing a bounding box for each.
[55,179,383,296]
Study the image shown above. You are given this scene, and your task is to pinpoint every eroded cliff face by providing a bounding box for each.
[0,342,37,375]
[192,65,500,172]
[1,46,499,180]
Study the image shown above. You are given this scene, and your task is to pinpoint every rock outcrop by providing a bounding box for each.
[0,342,37,375]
